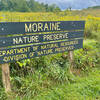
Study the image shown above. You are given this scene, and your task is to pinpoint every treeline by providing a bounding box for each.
[88,6,100,9]
[0,0,61,12]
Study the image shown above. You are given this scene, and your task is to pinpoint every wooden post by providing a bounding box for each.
[68,51,74,73]
[1,64,11,93]
[1,14,11,93]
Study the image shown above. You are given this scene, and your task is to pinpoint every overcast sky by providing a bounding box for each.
[35,0,100,10]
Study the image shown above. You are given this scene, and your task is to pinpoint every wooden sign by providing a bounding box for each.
[0,21,85,35]
[0,39,83,64]
[0,31,83,47]
[0,21,85,64]
[0,20,85,92]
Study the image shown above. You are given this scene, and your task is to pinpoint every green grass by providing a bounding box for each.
[12,67,100,100]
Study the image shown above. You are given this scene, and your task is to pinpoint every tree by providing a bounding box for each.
[53,7,61,12]
[0,0,61,12]
[0,0,8,11]
[27,0,35,11]
[48,4,55,12]
[13,0,30,12]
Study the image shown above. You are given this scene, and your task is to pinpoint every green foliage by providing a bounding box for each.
[12,67,100,100]
[0,11,100,99]
[90,31,100,41]
[88,6,100,9]
[0,0,61,12]
[0,69,7,100]
[0,86,7,100]
[85,19,100,39]
[74,39,100,70]
[35,67,100,100]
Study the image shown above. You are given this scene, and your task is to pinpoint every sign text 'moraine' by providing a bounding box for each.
[0,21,85,35]
[25,22,61,32]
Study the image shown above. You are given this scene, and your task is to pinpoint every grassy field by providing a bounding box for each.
[0,10,100,100]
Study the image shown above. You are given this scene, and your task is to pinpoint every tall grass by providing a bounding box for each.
[0,11,100,100]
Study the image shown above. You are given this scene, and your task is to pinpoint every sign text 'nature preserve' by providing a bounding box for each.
[0,21,85,64]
